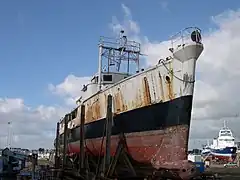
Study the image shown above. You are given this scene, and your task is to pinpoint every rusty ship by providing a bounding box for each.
[56,27,204,179]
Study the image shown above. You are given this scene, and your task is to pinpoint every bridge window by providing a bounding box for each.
[103,74,112,82]
[95,76,99,83]
[71,108,77,119]
[225,139,234,142]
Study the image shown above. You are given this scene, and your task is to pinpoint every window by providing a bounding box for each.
[225,139,234,142]
[94,76,99,83]
[91,76,99,83]
[71,108,77,119]
[103,74,112,81]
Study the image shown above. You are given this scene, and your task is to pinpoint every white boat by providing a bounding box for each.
[202,120,237,161]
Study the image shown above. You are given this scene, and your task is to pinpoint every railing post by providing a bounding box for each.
[63,114,69,168]
[79,105,85,170]
[55,122,60,169]
[103,94,113,173]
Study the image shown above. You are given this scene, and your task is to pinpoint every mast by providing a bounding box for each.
[98,43,103,91]
[97,30,141,91]
[7,121,12,149]
[223,119,227,128]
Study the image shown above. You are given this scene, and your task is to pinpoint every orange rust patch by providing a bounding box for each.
[143,77,151,105]
[134,88,142,108]
[92,98,101,120]
[85,103,93,123]
[114,89,124,113]
[85,97,101,123]
[158,72,165,102]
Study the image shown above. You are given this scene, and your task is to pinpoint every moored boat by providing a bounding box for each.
[202,121,237,162]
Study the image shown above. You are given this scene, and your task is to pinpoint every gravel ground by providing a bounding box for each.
[205,166,240,180]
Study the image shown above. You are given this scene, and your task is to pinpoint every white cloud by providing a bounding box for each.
[110,4,172,67]
[0,98,67,149]
[48,74,91,106]
[109,4,140,42]
[0,98,25,113]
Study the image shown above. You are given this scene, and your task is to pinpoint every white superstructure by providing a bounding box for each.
[210,121,236,149]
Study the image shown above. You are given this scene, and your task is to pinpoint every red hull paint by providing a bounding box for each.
[67,125,196,179]
[212,155,236,162]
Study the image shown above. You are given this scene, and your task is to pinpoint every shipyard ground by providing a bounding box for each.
[14,165,240,180]
[0,159,237,180]
[198,166,240,180]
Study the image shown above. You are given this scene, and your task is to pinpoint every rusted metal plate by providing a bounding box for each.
[143,76,151,105]
[67,124,194,179]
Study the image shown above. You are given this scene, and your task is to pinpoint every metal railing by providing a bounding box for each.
[170,27,202,49]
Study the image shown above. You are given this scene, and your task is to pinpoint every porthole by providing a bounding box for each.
[165,75,170,83]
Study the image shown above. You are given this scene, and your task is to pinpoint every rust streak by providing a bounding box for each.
[114,88,124,114]
[85,97,101,123]
[143,77,151,105]
[166,73,174,100]
[158,73,165,102]
[134,88,141,108]
[93,98,101,120]
[85,103,93,123]
[168,62,175,100]
[139,88,142,107]
[151,74,156,101]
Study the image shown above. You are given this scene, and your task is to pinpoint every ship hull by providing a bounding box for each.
[64,95,197,179]
[202,147,237,162]
[211,147,237,161]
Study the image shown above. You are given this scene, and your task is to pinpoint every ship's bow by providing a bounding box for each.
[173,27,204,179]
[153,27,204,179]
[172,27,204,96]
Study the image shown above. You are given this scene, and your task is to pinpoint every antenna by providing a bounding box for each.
[223,119,227,128]
[7,121,12,149]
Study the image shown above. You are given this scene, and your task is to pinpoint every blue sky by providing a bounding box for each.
[0,0,239,108]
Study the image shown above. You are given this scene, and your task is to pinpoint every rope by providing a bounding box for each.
[159,59,195,83]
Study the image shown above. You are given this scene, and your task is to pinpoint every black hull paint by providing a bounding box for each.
[59,95,193,144]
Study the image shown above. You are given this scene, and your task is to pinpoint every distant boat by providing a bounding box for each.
[202,120,237,162]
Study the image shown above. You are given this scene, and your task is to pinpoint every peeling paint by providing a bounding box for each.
[151,74,157,102]
[143,77,151,105]
[114,89,124,113]
[158,72,165,102]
